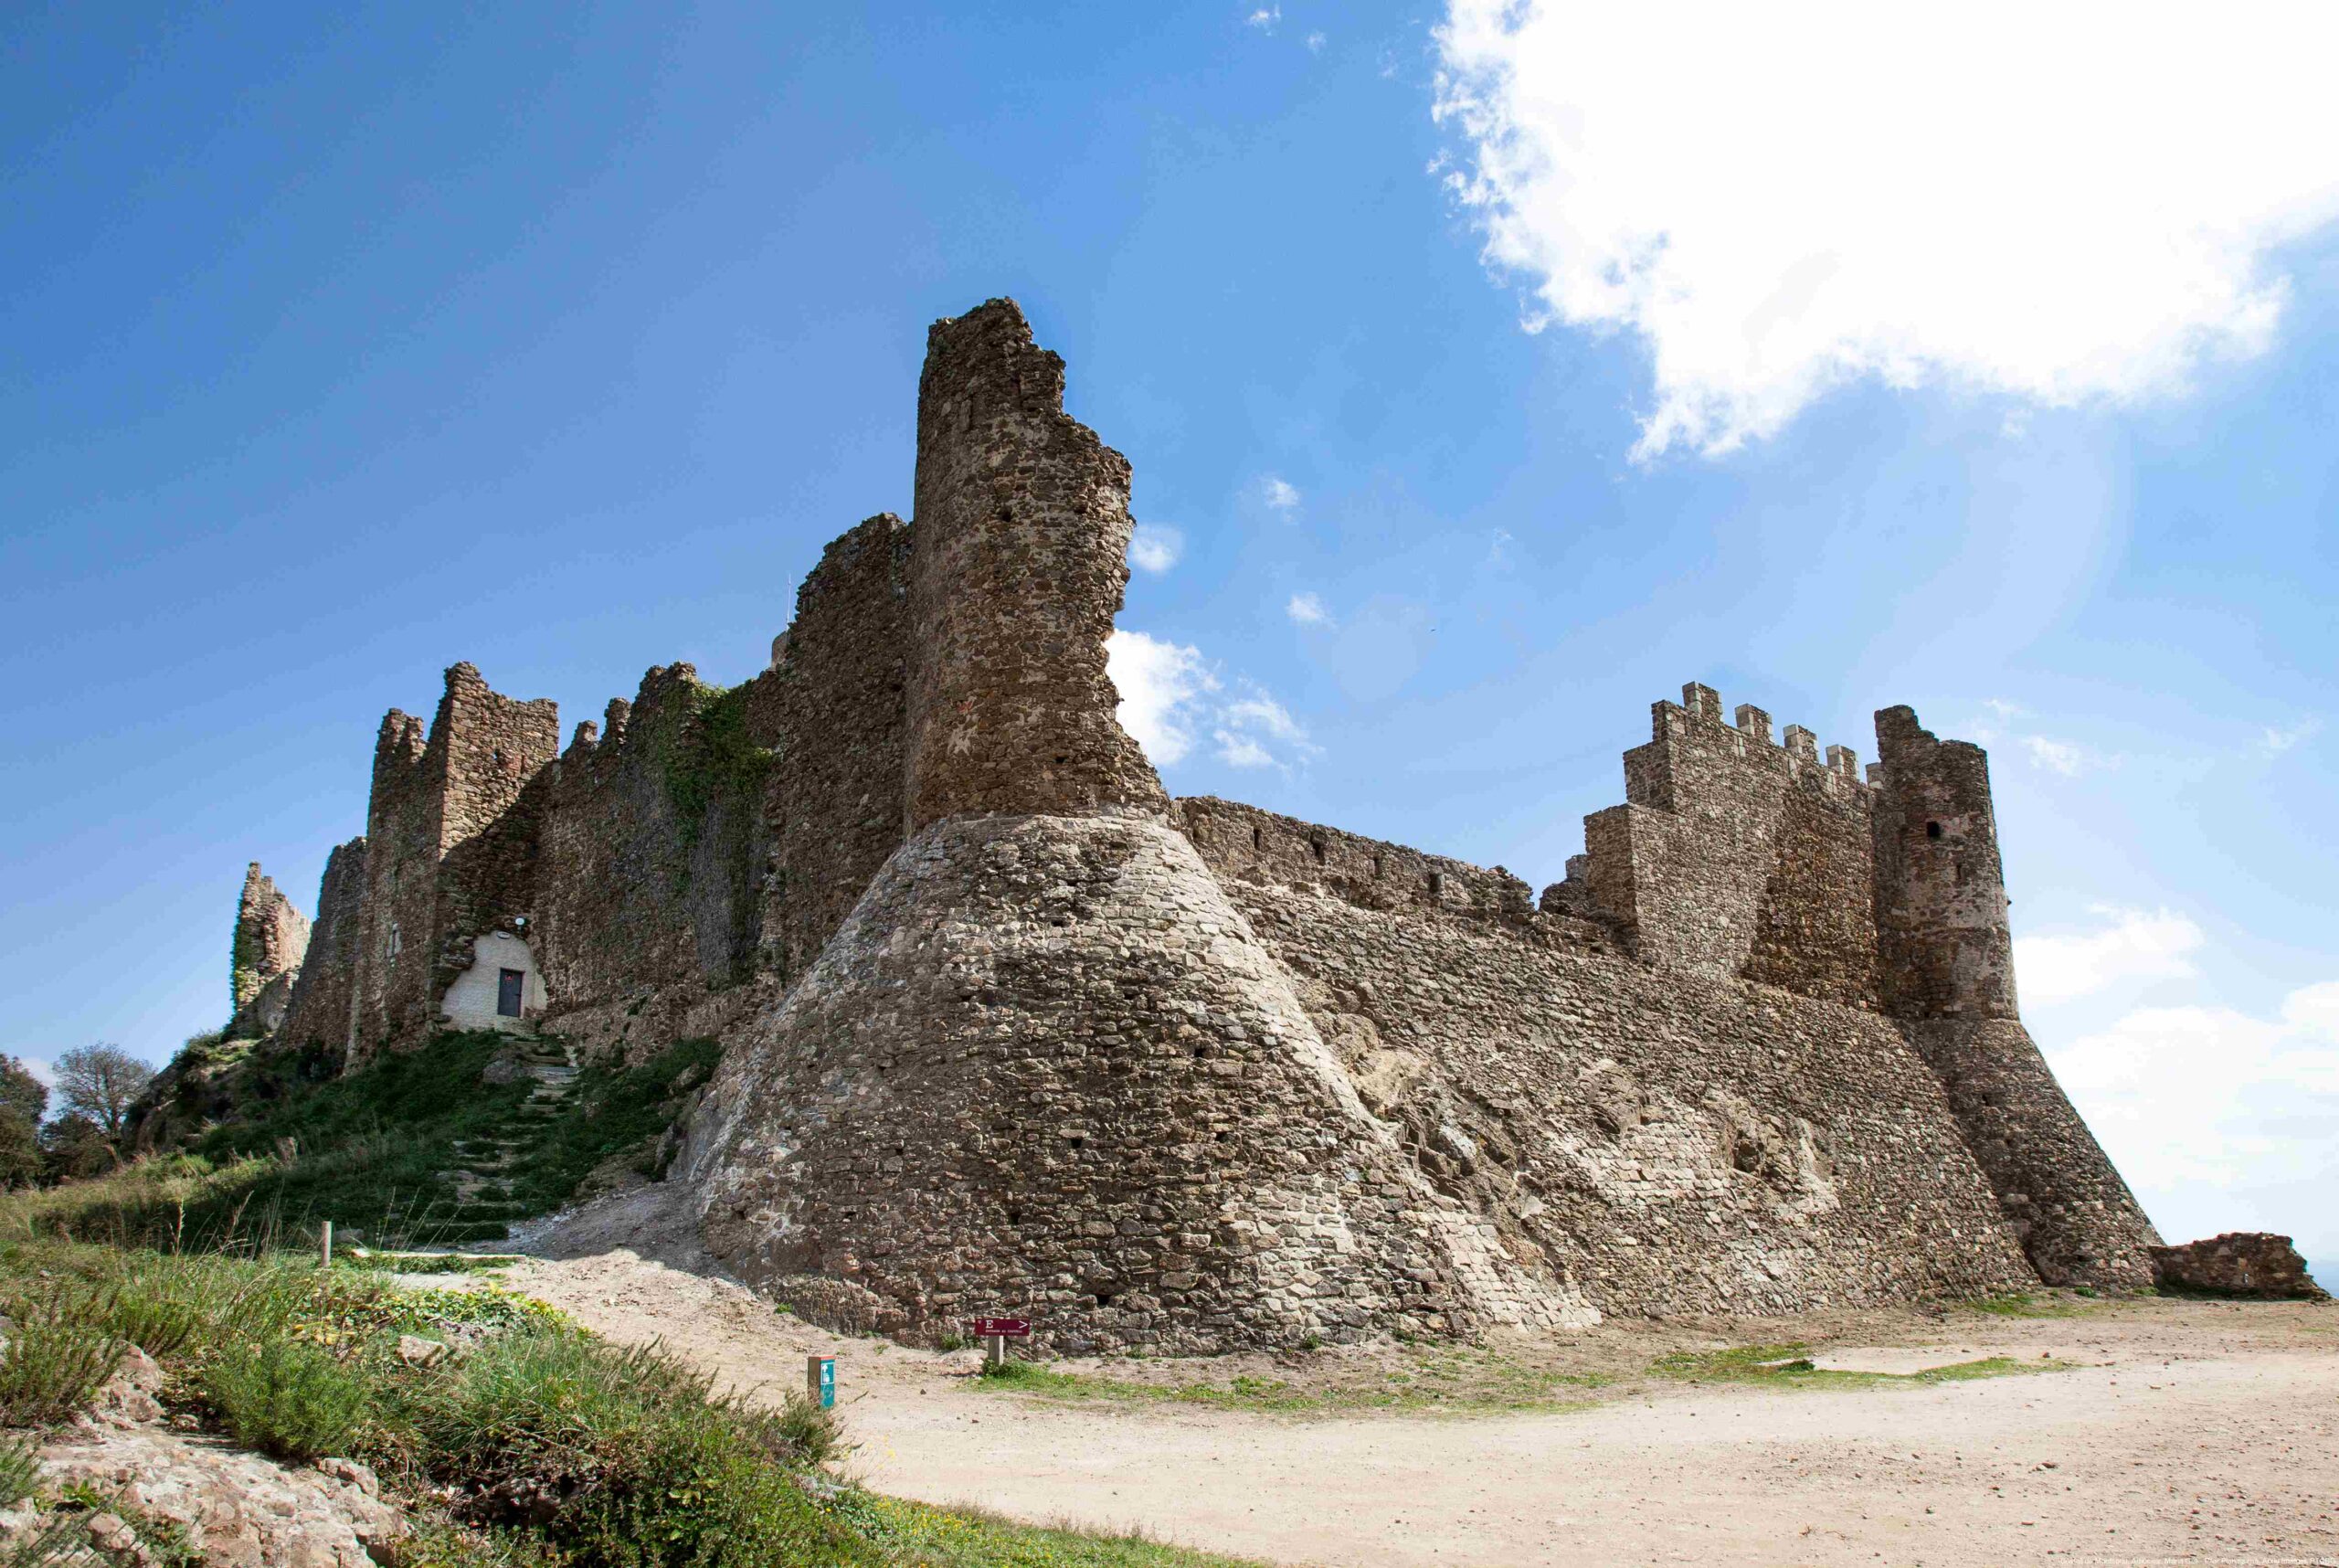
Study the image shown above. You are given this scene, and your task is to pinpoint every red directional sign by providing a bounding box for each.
[969,1317,1032,1338]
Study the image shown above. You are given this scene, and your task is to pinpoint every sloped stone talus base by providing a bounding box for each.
[1906,1018,2162,1288]
[1217,881,2039,1317]
[686,811,1593,1353]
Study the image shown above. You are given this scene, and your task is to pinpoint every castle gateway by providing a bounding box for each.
[249,300,2159,1351]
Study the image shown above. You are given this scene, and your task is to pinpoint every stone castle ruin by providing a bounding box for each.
[239,299,2164,1350]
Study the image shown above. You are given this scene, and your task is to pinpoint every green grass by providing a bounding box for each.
[1959,1292,2109,1319]
[1651,1342,2068,1388]
[841,1496,1275,1568]
[973,1351,1606,1415]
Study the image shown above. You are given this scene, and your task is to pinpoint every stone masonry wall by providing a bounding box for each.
[1180,797,1615,956]
[228,862,309,1037]
[765,514,912,981]
[1216,875,2036,1317]
[276,838,365,1057]
[1554,683,1879,1008]
[901,300,1170,829]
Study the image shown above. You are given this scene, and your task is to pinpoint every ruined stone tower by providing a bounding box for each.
[1872,707,2160,1287]
[686,301,1582,1351]
[227,863,309,1039]
[902,300,1171,828]
[349,664,558,1052]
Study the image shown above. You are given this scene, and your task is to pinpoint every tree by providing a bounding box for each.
[39,1113,114,1183]
[0,1057,47,1189]
[0,1056,47,1128]
[54,1044,153,1140]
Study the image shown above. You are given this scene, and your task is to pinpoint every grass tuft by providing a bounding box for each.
[0,1299,122,1426]
[200,1335,371,1463]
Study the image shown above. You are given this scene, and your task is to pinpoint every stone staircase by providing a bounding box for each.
[415,1037,580,1245]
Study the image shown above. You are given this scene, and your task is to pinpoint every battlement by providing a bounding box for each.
[1631,683,1868,808]
[1565,679,1882,1009]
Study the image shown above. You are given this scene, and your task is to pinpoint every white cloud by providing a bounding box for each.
[1215,683,1318,769]
[2263,717,2321,755]
[1214,732,1276,768]
[2048,981,2339,1207]
[1286,591,1332,627]
[1307,30,1327,52]
[1981,697,2027,721]
[1107,630,1217,766]
[1432,2,2339,459]
[1261,475,1301,514]
[1107,633,1316,771]
[1246,5,1280,30]
[1128,523,1183,575]
[2016,905,2203,1007]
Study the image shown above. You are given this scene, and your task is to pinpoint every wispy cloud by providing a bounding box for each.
[2263,717,2322,756]
[2023,735,2105,778]
[1261,475,1301,515]
[1245,5,1280,31]
[1128,523,1183,575]
[1306,30,1326,52]
[1286,591,1331,627]
[1215,683,1317,769]
[1106,632,1317,772]
[2016,905,2203,1007]
[1433,3,2339,458]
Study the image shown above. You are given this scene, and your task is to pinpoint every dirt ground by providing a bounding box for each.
[504,1186,2339,1568]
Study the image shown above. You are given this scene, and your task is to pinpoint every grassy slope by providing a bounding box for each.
[25,1033,717,1250]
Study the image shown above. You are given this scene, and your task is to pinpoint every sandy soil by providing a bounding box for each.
[504,1186,2339,1567]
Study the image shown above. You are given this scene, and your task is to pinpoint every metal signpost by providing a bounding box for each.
[969,1317,1032,1370]
[805,1355,836,1409]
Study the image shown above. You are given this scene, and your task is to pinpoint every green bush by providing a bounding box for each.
[0,1302,122,1425]
[200,1335,370,1463]
[401,1329,869,1567]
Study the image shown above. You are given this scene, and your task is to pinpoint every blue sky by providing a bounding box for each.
[3,3,2333,1268]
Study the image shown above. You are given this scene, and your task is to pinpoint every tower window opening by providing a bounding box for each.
[1925,821,1943,841]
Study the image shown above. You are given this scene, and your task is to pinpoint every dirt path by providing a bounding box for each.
[504,1193,2339,1567]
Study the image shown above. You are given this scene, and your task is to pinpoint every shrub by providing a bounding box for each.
[0,1302,122,1425]
[200,1335,369,1463]
[401,1329,870,1567]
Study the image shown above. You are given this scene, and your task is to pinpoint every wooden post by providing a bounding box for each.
[986,1334,1006,1371]
[319,1220,333,1270]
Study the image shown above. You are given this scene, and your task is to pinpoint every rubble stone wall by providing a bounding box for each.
[2151,1232,2329,1299]
[766,514,912,980]
[277,838,366,1057]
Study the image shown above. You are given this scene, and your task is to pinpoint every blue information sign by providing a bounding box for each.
[814,1357,835,1409]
